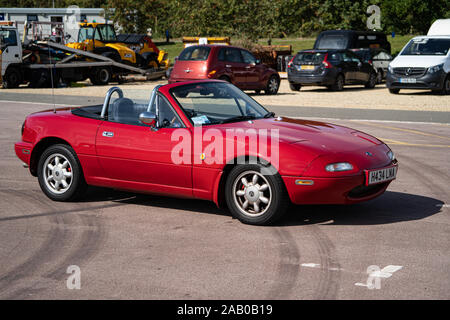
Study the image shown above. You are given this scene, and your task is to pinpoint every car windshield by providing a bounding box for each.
[170,82,271,126]
[78,27,94,42]
[0,28,17,48]
[401,38,450,56]
[316,35,348,49]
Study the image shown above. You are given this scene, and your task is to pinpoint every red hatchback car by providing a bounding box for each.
[169,45,281,95]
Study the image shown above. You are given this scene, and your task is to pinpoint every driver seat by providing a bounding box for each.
[109,98,137,125]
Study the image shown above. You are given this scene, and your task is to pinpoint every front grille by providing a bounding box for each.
[347,182,389,199]
[393,67,426,78]
[392,82,428,88]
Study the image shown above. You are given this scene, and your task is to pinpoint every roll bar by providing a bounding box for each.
[100,86,123,119]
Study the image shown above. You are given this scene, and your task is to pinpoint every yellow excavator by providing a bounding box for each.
[66,23,169,69]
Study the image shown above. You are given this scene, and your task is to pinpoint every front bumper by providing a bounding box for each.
[386,69,446,90]
[282,166,397,205]
[15,141,33,167]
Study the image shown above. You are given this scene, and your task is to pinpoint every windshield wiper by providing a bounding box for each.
[264,112,275,118]
[219,115,257,124]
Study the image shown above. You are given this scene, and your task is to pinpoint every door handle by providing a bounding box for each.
[102,131,114,137]
[225,65,232,68]
[14,54,19,58]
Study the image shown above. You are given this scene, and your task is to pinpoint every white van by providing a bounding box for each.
[386,21,450,95]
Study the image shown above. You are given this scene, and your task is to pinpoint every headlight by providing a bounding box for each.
[325,162,353,172]
[387,150,395,161]
[428,64,443,74]
[388,64,394,73]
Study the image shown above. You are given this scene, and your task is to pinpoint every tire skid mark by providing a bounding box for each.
[265,227,300,299]
[0,188,111,299]
[399,158,448,199]
[306,225,341,300]
[44,212,106,281]
[9,212,107,300]
[0,190,73,298]
[398,154,449,191]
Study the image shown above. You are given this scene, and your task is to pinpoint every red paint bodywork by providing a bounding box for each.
[15,80,397,206]
[168,45,279,91]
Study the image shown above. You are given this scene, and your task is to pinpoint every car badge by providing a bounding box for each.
[200,153,206,161]
[405,68,411,75]
[365,152,373,156]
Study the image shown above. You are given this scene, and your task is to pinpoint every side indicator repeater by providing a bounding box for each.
[295,180,314,186]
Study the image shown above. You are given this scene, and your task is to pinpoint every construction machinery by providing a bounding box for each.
[66,22,169,69]
[1,21,166,88]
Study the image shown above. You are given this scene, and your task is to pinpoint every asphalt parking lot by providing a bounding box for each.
[0,83,449,299]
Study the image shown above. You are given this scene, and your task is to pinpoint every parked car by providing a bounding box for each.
[314,30,391,53]
[14,80,398,225]
[386,36,450,95]
[168,45,280,95]
[351,48,393,83]
[287,49,377,91]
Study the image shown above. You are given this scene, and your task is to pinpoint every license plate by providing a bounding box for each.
[365,165,397,186]
[399,78,416,83]
[299,65,315,70]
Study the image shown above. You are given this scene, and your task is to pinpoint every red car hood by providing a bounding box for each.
[215,117,383,154]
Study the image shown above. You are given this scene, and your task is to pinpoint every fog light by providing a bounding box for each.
[325,162,353,172]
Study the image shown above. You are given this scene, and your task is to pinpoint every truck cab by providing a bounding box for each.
[0,23,23,88]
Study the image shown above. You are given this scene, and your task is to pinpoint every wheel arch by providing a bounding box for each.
[30,137,73,176]
[214,155,281,208]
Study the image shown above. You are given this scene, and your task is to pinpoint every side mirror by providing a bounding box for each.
[139,111,157,128]
[255,59,261,65]
[64,33,71,40]
[174,56,178,61]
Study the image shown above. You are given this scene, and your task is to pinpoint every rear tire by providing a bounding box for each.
[389,88,400,94]
[37,144,87,202]
[90,66,112,85]
[365,72,377,88]
[225,164,289,225]
[219,75,231,83]
[289,83,301,91]
[331,74,344,91]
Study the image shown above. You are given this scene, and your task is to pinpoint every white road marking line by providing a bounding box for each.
[0,100,79,107]
[301,263,321,268]
[291,116,449,126]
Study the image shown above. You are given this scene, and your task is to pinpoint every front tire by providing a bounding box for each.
[441,75,450,95]
[37,144,87,201]
[289,83,301,91]
[389,88,400,94]
[265,75,280,95]
[2,67,22,88]
[225,164,289,225]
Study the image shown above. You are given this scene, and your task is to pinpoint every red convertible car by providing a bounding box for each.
[14,80,398,225]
